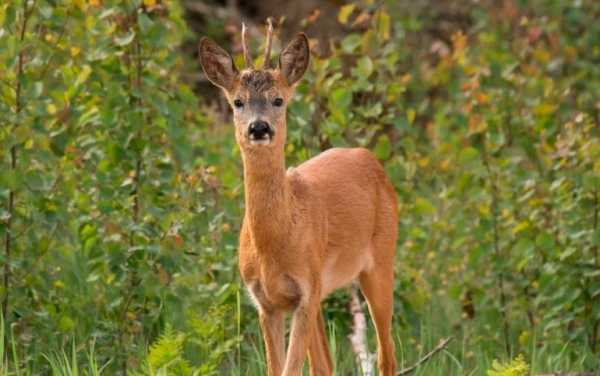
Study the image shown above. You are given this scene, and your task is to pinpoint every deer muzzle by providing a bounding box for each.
[248,120,274,145]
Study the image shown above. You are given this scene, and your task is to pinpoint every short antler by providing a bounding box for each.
[242,22,253,68]
[263,18,274,69]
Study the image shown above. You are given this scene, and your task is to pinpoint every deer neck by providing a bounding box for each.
[241,144,292,251]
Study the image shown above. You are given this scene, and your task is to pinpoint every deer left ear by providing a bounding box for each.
[278,33,310,86]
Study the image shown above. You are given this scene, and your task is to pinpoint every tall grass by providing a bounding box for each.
[43,341,110,376]
[0,306,597,375]
[0,314,108,376]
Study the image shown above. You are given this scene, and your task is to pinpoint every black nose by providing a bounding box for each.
[248,121,272,140]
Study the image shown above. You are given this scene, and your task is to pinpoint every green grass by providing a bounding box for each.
[221,296,598,376]
[0,301,597,375]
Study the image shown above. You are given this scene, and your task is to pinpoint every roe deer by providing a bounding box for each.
[198,22,398,376]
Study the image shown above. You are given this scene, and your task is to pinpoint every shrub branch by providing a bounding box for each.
[3,0,33,325]
[397,337,453,375]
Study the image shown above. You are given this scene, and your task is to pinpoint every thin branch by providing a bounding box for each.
[119,12,145,374]
[4,0,33,325]
[482,145,511,356]
[397,337,454,375]
[37,8,70,81]
[593,188,598,267]
[590,187,599,352]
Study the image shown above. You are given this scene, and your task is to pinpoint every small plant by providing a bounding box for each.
[134,305,240,376]
[145,326,192,376]
[487,354,530,376]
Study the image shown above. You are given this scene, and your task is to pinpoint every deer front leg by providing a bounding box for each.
[282,292,320,376]
[259,309,285,376]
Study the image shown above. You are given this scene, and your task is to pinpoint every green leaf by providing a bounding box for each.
[374,135,391,159]
[593,228,600,246]
[75,65,92,87]
[414,197,436,216]
[115,30,136,46]
[341,34,362,53]
[328,87,352,124]
[355,56,373,78]
[138,13,154,33]
[58,315,75,332]
[459,147,479,163]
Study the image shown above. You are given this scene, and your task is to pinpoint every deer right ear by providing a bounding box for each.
[198,37,239,91]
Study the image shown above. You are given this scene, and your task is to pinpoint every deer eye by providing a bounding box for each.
[273,98,284,107]
[233,99,244,108]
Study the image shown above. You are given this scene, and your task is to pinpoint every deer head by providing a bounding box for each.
[198,21,310,152]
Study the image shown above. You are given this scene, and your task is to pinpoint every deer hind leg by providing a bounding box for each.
[307,309,333,376]
[358,242,397,375]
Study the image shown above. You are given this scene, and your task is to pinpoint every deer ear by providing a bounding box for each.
[198,37,238,91]
[278,33,310,86]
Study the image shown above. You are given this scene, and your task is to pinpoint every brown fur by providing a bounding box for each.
[199,32,398,376]
[241,70,275,93]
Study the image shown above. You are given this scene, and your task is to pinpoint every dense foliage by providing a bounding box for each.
[0,0,599,374]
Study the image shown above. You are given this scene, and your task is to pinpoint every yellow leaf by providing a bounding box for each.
[452,31,467,52]
[564,46,577,60]
[407,108,416,125]
[534,103,557,116]
[452,31,467,65]
[72,0,87,11]
[70,46,80,57]
[513,221,530,235]
[478,204,490,216]
[338,4,355,25]
[143,0,156,7]
[185,174,197,186]
[533,46,550,63]
[518,331,530,347]
[47,103,57,115]
[75,65,92,86]
[468,115,487,134]
[376,10,390,40]
[474,91,490,105]
[439,158,451,172]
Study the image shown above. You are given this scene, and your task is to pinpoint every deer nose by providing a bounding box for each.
[248,121,273,140]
